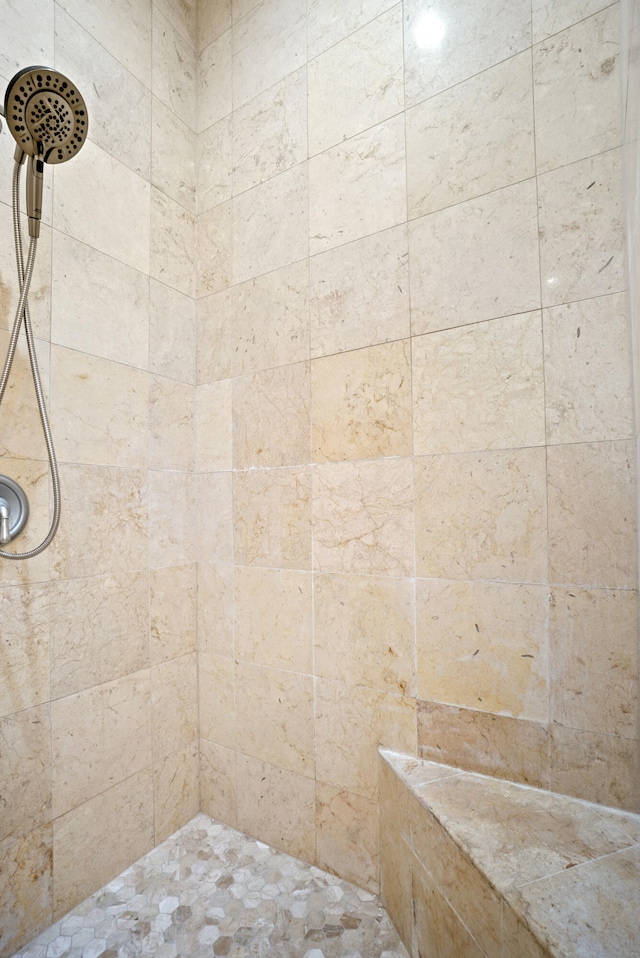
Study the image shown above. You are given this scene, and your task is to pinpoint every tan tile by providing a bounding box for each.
[547,440,637,589]
[233,362,310,468]
[378,750,413,847]
[53,769,154,919]
[417,579,549,721]
[0,705,51,842]
[550,726,640,812]
[236,662,314,777]
[198,288,233,384]
[0,584,49,718]
[198,560,234,656]
[502,905,554,958]
[149,471,197,568]
[150,187,196,297]
[197,379,232,472]
[198,0,231,50]
[199,652,236,749]
[0,826,53,958]
[311,341,412,462]
[235,566,312,673]
[314,573,415,695]
[52,671,152,817]
[236,753,316,863]
[412,854,485,958]
[415,448,548,582]
[200,739,237,827]
[150,279,196,384]
[152,653,198,761]
[153,741,199,843]
[413,312,545,455]
[315,679,416,801]
[1,199,51,341]
[316,783,378,892]
[418,701,550,789]
[150,564,197,665]
[149,376,196,471]
[313,458,414,576]
[0,330,50,464]
[379,761,412,947]
[198,472,233,562]
[233,467,311,569]
[197,200,232,296]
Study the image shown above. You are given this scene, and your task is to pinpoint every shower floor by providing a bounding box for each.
[13,814,409,958]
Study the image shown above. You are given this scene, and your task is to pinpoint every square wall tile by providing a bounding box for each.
[55,0,151,86]
[412,855,485,958]
[233,467,312,569]
[550,726,640,811]
[198,288,233,383]
[307,0,398,59]
[198,0,232,50]
[316,783,379,892]
[197,379,233,472]
[198,114,232,212]
[232,0,306,109]
[149,471,197,568]
[234,566,312,673]
[0,826,53,958]
[198,472,233,562]
[200,739,237,826]
[150,563,197,665]
[0,584,49,718]
[197,200,232,296]
[199,652,236,748]
[152,653,198,760]
[150,280,196,385]
[152,7,197,131]
[152,96,197,214]
[532,0,610,43]
[149,376,196,472]
[198,560,234,657]
[151,187,196,297]
[233,362,311,468]
[153,741,199,843]
[0,705,51,842]
[198,28,232,133]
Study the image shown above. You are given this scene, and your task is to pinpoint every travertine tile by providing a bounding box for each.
[550,726,640,812]
[153,741,199,843]
[50,571,149,697]
[233,467,311,569]
[149,375,196,472]
[409,178,540,335]
[152,96,197,214]
[0,458,50,586]
[198,200,232,297]
[55,0,151,86]
[0,331,50,463]
[379,757,412,947]
[232,0,306,109]
[149,279,196,384]
[0,204,51,341]
[412,855,485,958]
[533,6,621,174]
[152,653,198,761]
[198,560,234,656]
[407,51,534,218]
[152,7,197,131]
[51,671,152,817]
[307,0,398,59]
[412,312,545,455]
[198,472,233,562]
[199,652,236,748]
[198,115,232,212]
[547,440,637,589]
[0,826,53,958]
[316,783,379,892]
[197,379,232,471]
[314,573,415,695]
[200,739,237,827]
[149,471,197,568]
[415,448,548,582]
[0,584,49,717]
[236,662,315,777]
[309,115,406,255]
[235,566,312,673]
[532,0,610,43]
[150,563,197,665]
[197,287,233,383]
[308,7,403,156]
[198,0,232,49]
[151,187,196,297]
[233,362,310,468]
[502,907,549,958]
[309,224,409,358]
[0,705,51,842]
[544,293,634,444]
[313,458,414,576]
[311,340,412,462]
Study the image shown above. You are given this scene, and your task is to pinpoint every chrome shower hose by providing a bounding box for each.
[0,159,61,558]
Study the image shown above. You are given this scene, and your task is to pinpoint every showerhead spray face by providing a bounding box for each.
[3,66,88,237]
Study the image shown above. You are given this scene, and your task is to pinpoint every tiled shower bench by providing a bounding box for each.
[379,749,640,957]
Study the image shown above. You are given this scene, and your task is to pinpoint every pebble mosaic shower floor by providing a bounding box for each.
[13,814,409,958]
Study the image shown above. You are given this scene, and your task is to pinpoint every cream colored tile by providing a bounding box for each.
[235,566,312,673]
[0,330,50,463]
[311,340,412,462]
[316,783,379,892]
[200,739,237,827]
[379,760,412,947]
[0,0,53,83]
[152,96,197,214]
[231,260,309,376]
[417,579,549,722]
[0,584,49,717]
[548,440,637,589]
[413,312,545,455]
[233,0,259,21]
[197,379,232,471]
[544,294,634,444]
[0,826,53,957]
[51,347,148,468]
[198,472,233,561]
[53,769,154,919]
[533,7,621,174]
[232,0,306,108]
[233,467,311,569]
[50,571,149,698]
[313,458,414,576]
[404,0,531,107]
[412,855,485,958]
[309,224,409,358]
[55,0,152,86]
[538,149,625,307]
[315,678,416,801]
[0,705,51,842]
[407,51,534,218]
[415,448,548,582]
[150,563,197,665]
[198,115,232,212]
[502,908,549,958]
[198,560,234,656]
[0,458,50,586]
[236,662,315,777]
[532,0,610,42]
[551,587,638,738]
[149,471,197,568]
[152,652,198,760]
[198,28,232,132]
[409,178,540,335]
[198,288,233,383]
[51,232,149,370]
[149,375,196,471]
[52,671,151,817]
[198,0,232,49]
[308,7,403,156]
[233,68,307,195]
[233,164,308,284]
[550,726,640,811]
[307,0,397,59]
[0,204,51,341]
[150,280,196,384]
[233,362,310,468]
[309,115,406,255]
[151,187,196,297]
[236,753,316,862]
[197,194,234,301]
[156,0,197,47]
[153,741,199,843]
[199,652,236,748]
[50,464,148,580]
[153,7,197,131]
[314,573,415,695]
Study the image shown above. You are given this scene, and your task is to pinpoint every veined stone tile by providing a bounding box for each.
[0,705,51,842]
[151,653,198,761]
[233,466,311,569]
[550,726,640,812]
[150,279,196,385]
[198,560,234,657]
[316,783,379,893]
[412,855,485,958]
[198,29,232,134]
[198,0,232,50]
[0,331,50,464]
[149,471,197,569]
[149,376,196,472]
[197,379,232,472]
[156,0,197,48]
[152,97,197,214]
[152,7,197,131]
[153,741,199,844]
[150,563,197,665]
[200,739,237,826]
[532,0,611,43]
[198,472,233,562]
[199,652,236,749]
[307,0,398,59]
[232,0,306,109]
[55,0,151,86]
[198,114,232,213]
[235,566,312,674]
[151,187,196,298]
[233,362,310,468]
[197,287,233,384]
[0,826,53,958]
[0,204,51,341]
[0,583,49,717]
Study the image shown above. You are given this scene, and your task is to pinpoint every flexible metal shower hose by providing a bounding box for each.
[0,159,61,558]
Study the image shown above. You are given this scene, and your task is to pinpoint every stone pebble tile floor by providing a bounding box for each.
[13,814,409,958]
